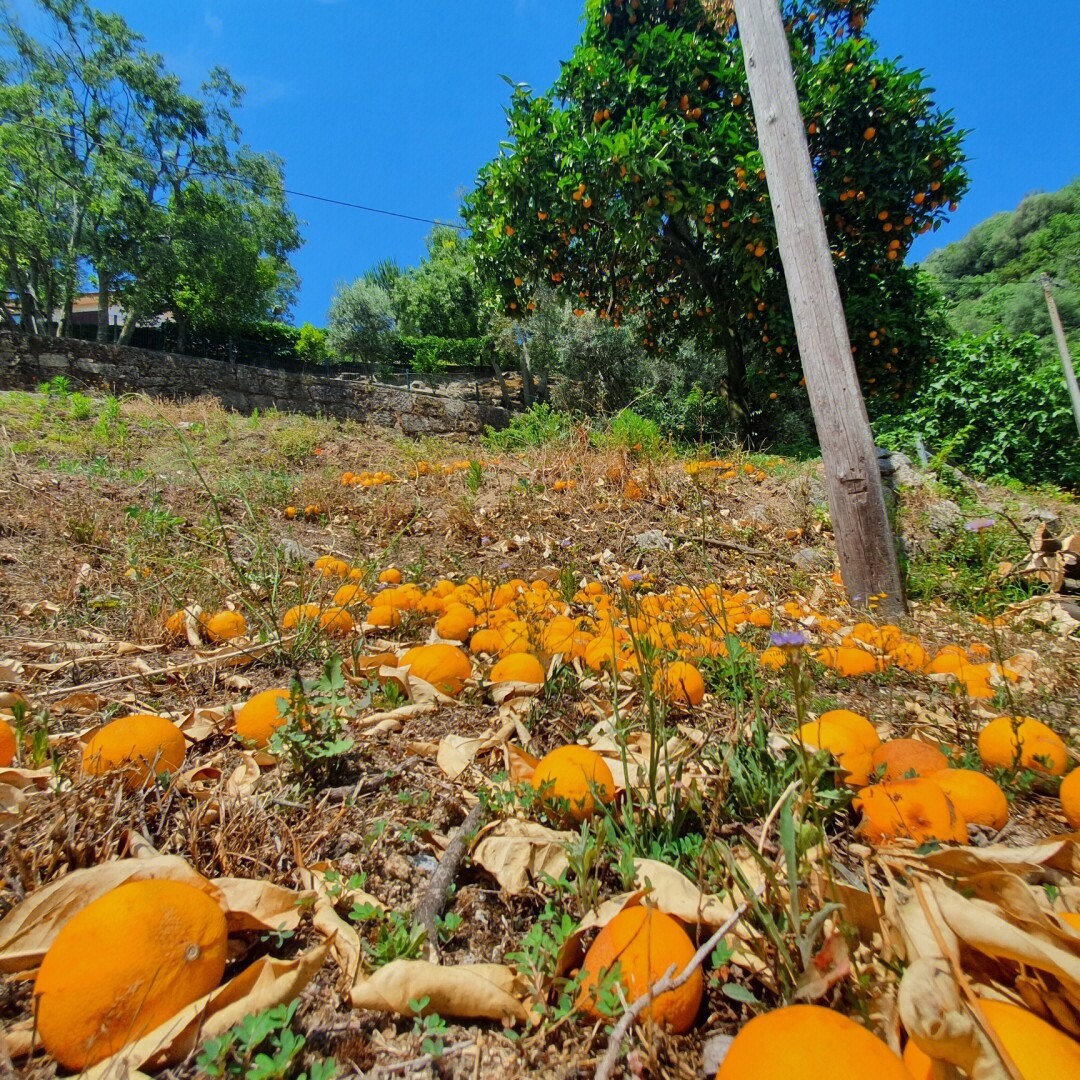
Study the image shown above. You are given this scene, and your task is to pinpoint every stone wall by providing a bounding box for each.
[0,331,511,436]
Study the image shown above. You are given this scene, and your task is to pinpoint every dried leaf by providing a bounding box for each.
[350,959,528,1023]
[211,878,312,934]
[471,819,573,895]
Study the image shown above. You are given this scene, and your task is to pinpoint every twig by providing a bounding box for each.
[367,1039,476,1076]
[413,799,487,957]
[672,533,796,565]
[594,899,754,1080]
[757,778,800,854]
[319,757,422,804]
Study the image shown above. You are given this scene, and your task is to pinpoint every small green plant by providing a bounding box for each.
[268,657,356,786]
[125,499,183,541]
[350,905,426,966]
[195,999,336,1080]
[409,998,449,1057]
[465,459,483,494]
[595,408,662,455]
[68,392,93,421]
[505,902,581,1021]
[38,374,71,399]
[484,402,572,450]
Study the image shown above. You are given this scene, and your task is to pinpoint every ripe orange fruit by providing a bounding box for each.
[82,715,186,790]
[436,605,477,642]
[332,583,367,608]
[654,661,705,707]
[318,607,355,637]
[978,716,1068,776]
[34,879,228,1070]
[235,688,294,748]
[870,738,949,781]
[530,744,614,822]
[931,769,1009,830]
[378,567,403,585]
[902,1039,935,1080]
[817,709,880,753]
[856,779,968,845]
[577,906,702,1033]
[201,610,247,642]
[1061,768,1080,830]
[490,653,545,686]
[978,998,1080,1076]
[717,1005,912,1079]
[314,556,350,579]
[281,602,321,630]
[0,718,16,767]
[401,643,472,696]
[469,628,506,655]
[366,604,402,629]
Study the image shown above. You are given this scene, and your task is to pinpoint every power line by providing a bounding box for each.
[3,118,466,230]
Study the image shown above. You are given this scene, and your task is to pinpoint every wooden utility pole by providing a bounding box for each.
[730,0,906,616]
[1041,273,1080,437]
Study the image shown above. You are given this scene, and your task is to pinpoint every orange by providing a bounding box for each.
[654,661,706,707]
[469,628,506,655]
[870,739,949,781]
[797,719,873,786]
[817,709,881,753]
[401,643,472,696]
[902,1040,934,1080]
[530,744,614,822]
[318,607,355,637]
[82,714,186,790]
[436,605,476,642]
[931,769,1009,830]
[201,610,247,642]
[490,653,546,686]
[332,583,367,608]
[577,906,702,1034]
[366,604,402,629]
[856,779,968,845]
[0,717,15,767]
[978,998,1080,1077]
[716,1005,912,1079]
[378,567,403,584]
[1061,769,1080,830]
[817,646,878,677]
[34,879,228,1070]
[978,716,1069,776]
[281,603,321,630]
[314,556,350,579]
[235,688,294,748]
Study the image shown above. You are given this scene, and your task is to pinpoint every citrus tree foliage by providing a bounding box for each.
[465,0,967,436]
[0,0,300,340]
[875,329,1080,490]
[924,178,1080,357]
[326,279,398,366]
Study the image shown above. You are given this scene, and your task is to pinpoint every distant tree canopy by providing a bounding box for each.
[923,178,1080,357]
[0,0,301,346]
[465,0,967,438]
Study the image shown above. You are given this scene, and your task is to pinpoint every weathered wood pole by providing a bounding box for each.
[731,0,906,615]
[1041,273,1080,438]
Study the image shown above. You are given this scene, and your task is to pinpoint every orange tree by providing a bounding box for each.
[464,0,967,438]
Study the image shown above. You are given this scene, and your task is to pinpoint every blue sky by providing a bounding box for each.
[9,1,1080,325]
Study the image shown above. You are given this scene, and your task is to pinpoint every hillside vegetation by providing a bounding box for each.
[923,178,1080,355]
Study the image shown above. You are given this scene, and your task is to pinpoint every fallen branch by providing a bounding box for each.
[594,898,754,1080]
[413,799,487,957]
[672,533,796,565]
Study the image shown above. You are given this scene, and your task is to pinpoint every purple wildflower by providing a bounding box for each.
[964,517,996,533]
[771,630,808,649]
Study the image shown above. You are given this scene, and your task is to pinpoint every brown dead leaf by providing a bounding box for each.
[53,690,108,714]
[211,878,312,935]
[226,753,262,798]
[350,959,528,1023]
[470,819,573,895]
[505,743,540,784]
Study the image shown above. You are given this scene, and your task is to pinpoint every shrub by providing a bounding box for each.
[396,335,486,372]
[595,408,663,455]
[874,330,1080,489]
[484,402,572,450]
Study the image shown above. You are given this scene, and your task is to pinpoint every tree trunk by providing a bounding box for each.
[538,366,550,403]
[176,311,187,354]
[723,328,750,440]
[96,271,111,343]
[117,304,141,347]
[520,338,534,407]
[488,347,511,408]
[732,0,906,616]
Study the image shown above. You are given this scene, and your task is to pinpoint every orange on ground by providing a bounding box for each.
[978,716,1069,776]
[0,718,15,767]
[530,744,614,822]
[817,709,881,753]
[931,769,1009,830]
[817,646,878,677]
[469,628,506,655]
[870,739,950,781]
[436,605,476,642]
[202,610,247,642]
[82,714,186,790]
[856,779,968,845]
[902,1040,934,1080]
[796,720,873,786]
[978,998,1080,1077]
[318,607,355,637]
[401,643,472,696]
[281,603,321,630]
[715,1004,913,1079]
[366,605,402,629]
[1061,768,1080,830]
[332,583,367,608]
[490,653,545,686]
[34,879,228,1070]
[1060,912,1080,933]
[314,556,350,579]
[235,688,294,748]
[163,609,189,639]
[577,906,702,1034]
[378,567,403,584]
[654,661,706,707]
